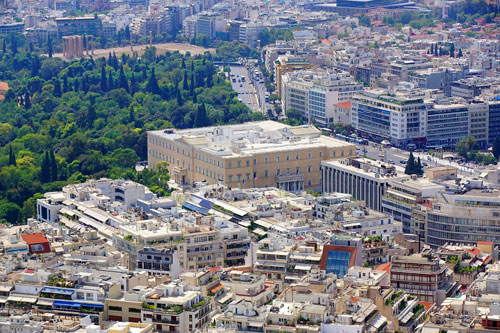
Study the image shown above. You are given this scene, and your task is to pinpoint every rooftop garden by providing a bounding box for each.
[123,235,134,242]
[454,265,478,274]
[446,256,459,264]
[47,275,75,288]
[385,291,404,306]
[142,302,183,313]
[411,304,425,321]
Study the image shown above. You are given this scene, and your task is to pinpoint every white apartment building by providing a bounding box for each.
[351,89,430,147]
[281,69,363,127]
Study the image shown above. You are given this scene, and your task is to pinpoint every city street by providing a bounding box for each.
[357,143,476,175]
[229,65,261,112]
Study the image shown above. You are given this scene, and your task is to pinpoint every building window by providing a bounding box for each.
[319,151,323,158]
[308,166,312,172]
[264,157,268,163]
[296,167,300,174]
[246,160,250,167]
[296,153,300,160]
[237,175,241,181]
[308,180,312,186]
[228,162,232,169]
[349,150,353,156]
[228,176,233,182]
[276,156,280,162]
[332,151,336,157]
[308,152,312,159]
[286,154,290,160]
[341,150,345,157]
[264,170,268,177]
[253,158,257,165]
[246,173,250,180]
[276,169,281,176]
[237,161,241,168]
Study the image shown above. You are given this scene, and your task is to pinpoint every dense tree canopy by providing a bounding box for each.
[0,41,261,224]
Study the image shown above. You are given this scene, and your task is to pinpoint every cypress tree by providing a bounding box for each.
[183,71,188,91]
[405,151,417,175]
[458,49,463,57]
[190,73,194,96]
[11,34,17,54]
[416,156,423,176]
[2,39,5,53]
[130,74,138,95]
[53,79,61,97]
[146,68,159,95]
[40,151,51,183]
[62,75,69,93]
[49,150,58,181]
[47,37,52,58]
[176,85,183,106]
[108,70,114,90]
[100,65,107,92]
[31,56,40,77]
[493,136,500,159]
[190,61,194,71]
[8,145,15,166]
[206,68,213,88]
[87,104,96,125]
[74,78,80,92]
[129,107,135,125]
[181,58,186,68]
[119,66,129,92]
[194,103,208,127]
[450,42,455,58]
[193,90,197,103]
[430,43,434,54]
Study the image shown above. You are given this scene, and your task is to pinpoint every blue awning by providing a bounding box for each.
[81,303,104,309]
[182,202,209,215]
[53,301,81,308]
[199,199,213,209]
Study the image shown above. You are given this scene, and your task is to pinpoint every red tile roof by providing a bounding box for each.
[375,263,391,275]
[478,241,493,246]
[21,233,49,245]
[418,301,435,312]
[467,248,481,256]
[334,101,351,109]
[208,266,221,273]
[350,296,359,303]
[0,82,8,92]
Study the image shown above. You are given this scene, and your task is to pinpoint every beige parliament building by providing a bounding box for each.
[147,120,355,192]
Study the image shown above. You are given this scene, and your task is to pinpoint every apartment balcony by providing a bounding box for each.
[153,317,180,325]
